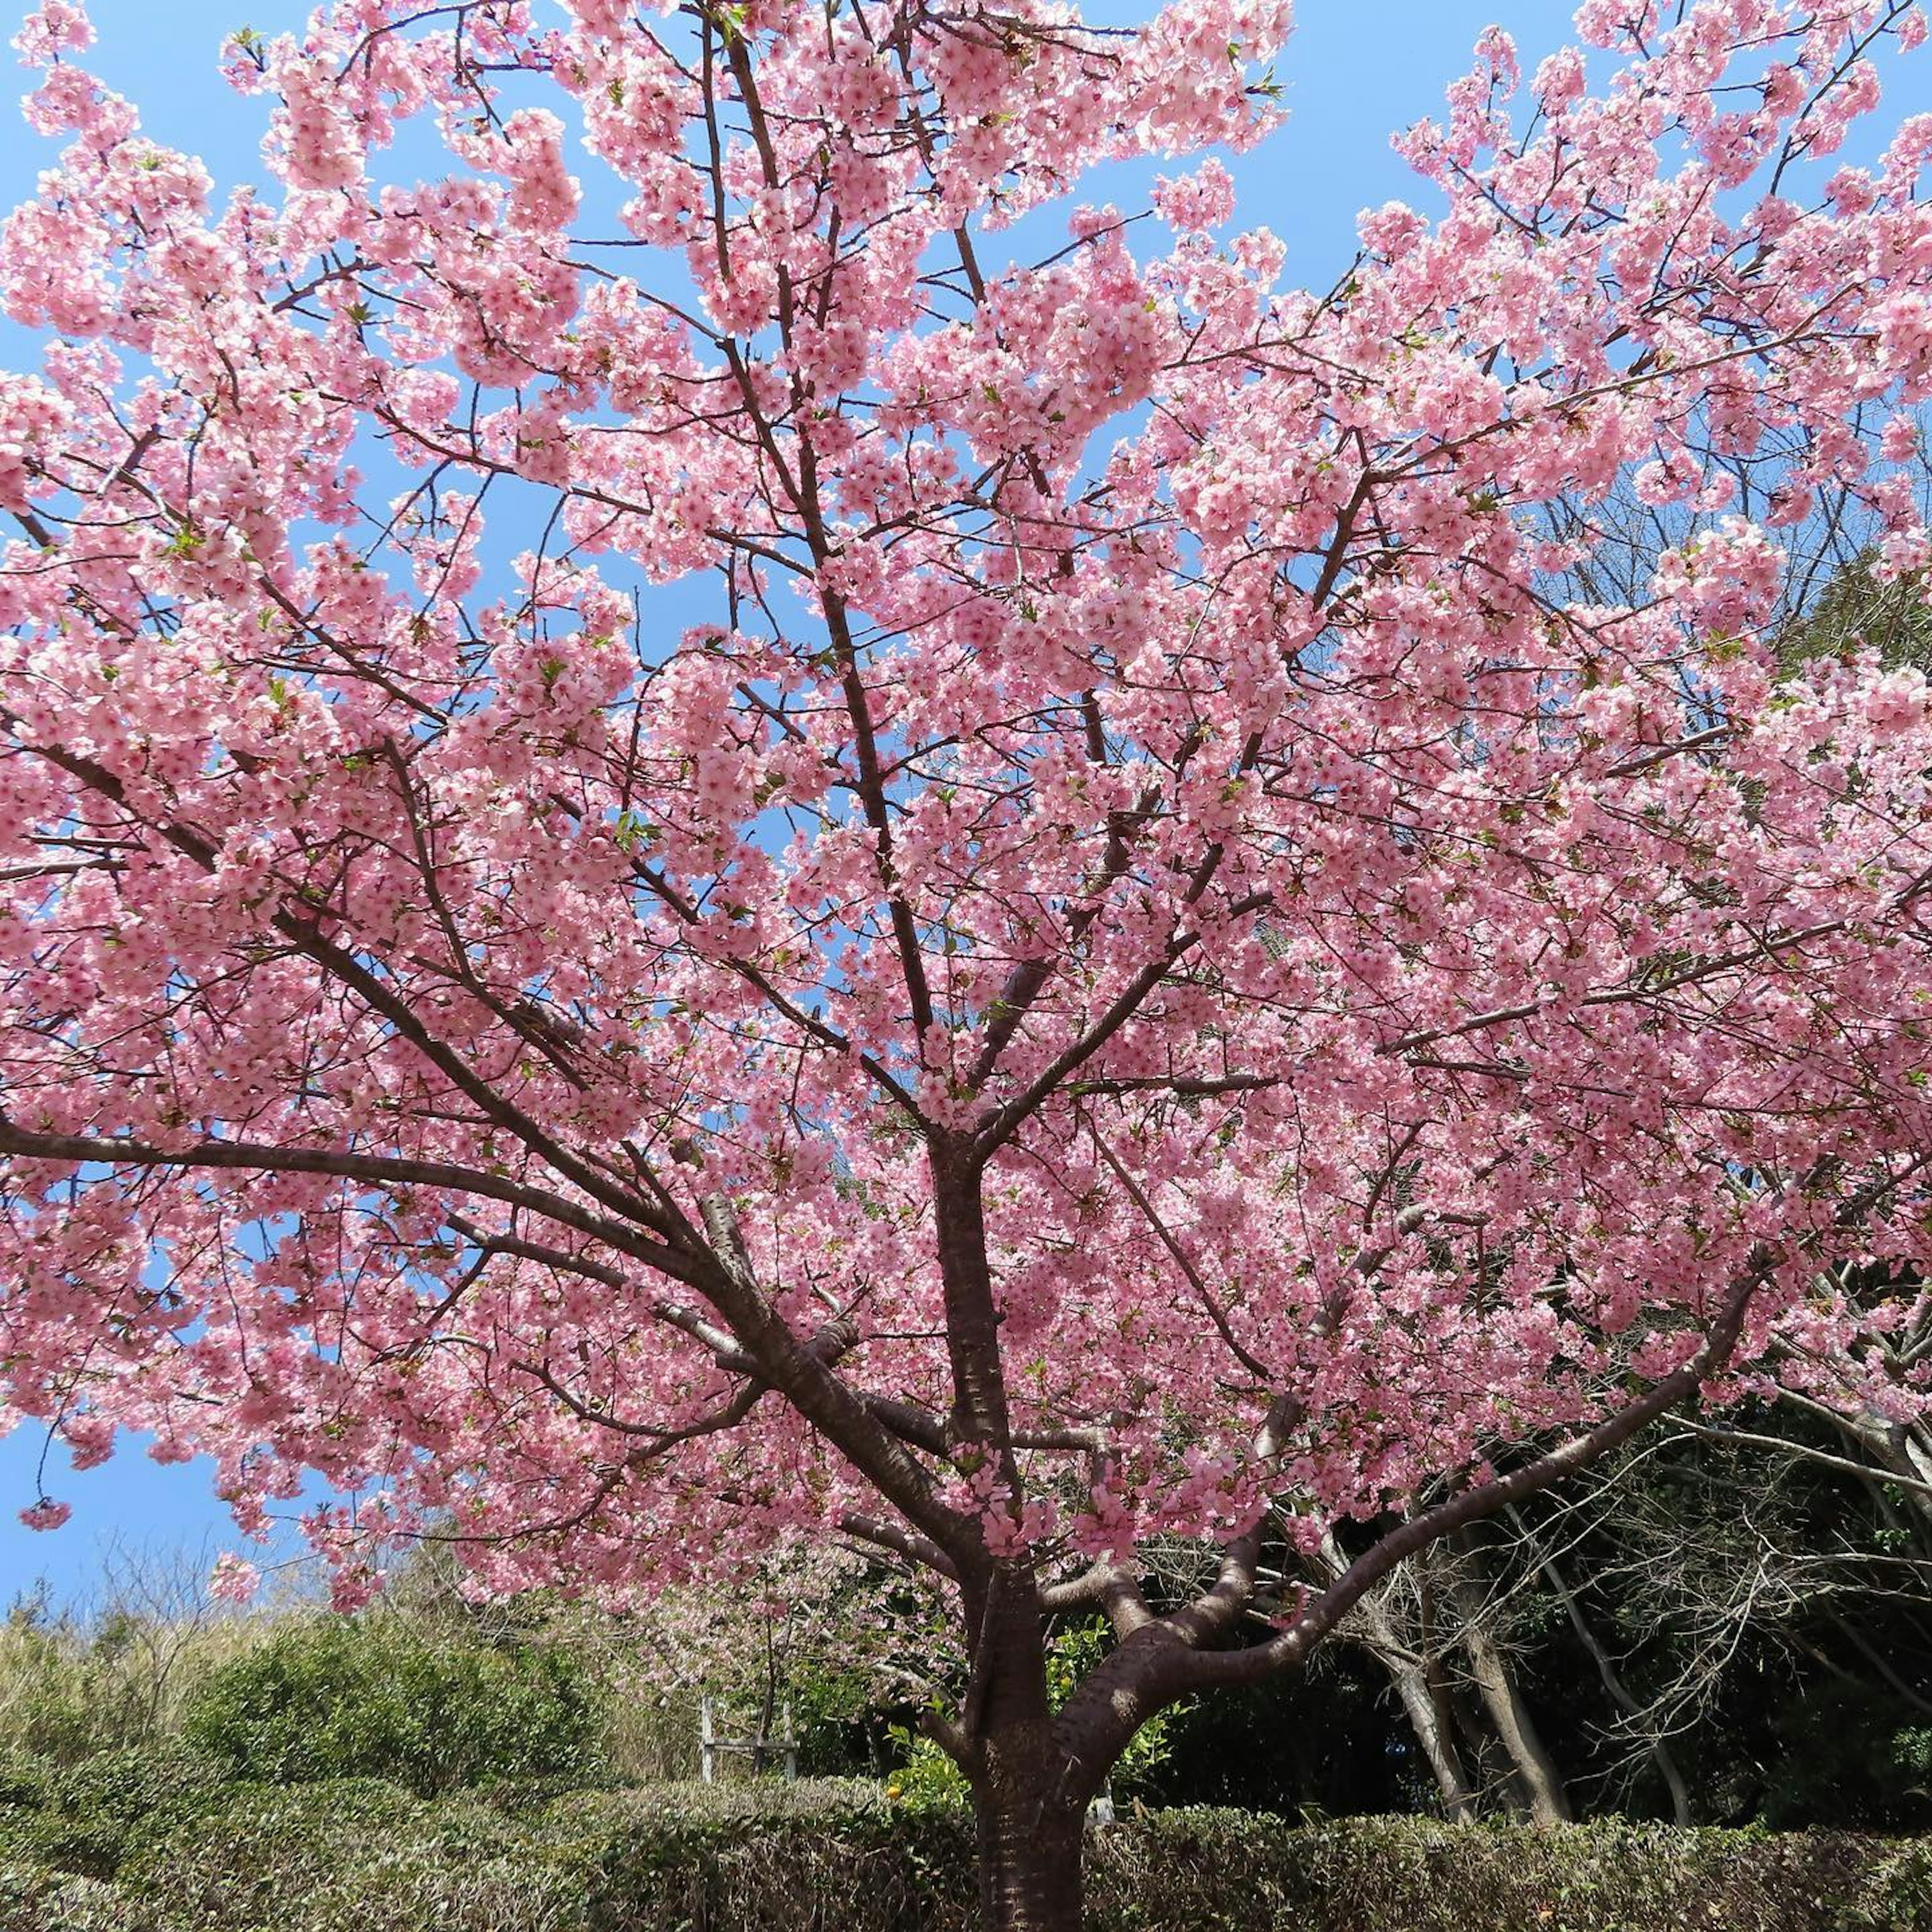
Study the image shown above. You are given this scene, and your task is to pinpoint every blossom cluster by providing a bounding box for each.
[1,0,1930,1627]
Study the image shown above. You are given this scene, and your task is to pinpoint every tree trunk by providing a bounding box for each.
[975,1783,1086,1932]
[1447,1680,1527,1815]
[1322,1540,1477,1819]
[1455,1591,1571,1824]
[1385,1646,1479,1820]
[1853,1414,1932,1553]
[959,1564,1093,1932]
[1440,1532,1571,1825]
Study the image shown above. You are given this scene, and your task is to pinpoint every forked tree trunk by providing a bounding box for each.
[1446,1546,1571,1826]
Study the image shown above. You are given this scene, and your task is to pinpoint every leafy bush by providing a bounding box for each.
[49,1744,232,1826]
[0,1756,47,1813]
[0,1744,236,1883]
[99,1778,926,1932]
[181,1619,604,1795]
[880,1722,970,1812]
[0,1860,152,1932]
[1045,1620,1181,1796]
[9,1766,1932,1930]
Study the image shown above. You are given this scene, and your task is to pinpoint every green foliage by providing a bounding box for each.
[1775,552,1932,676]
[0,1756,48,1813]
[1089,1813,1932,1932]
[180,1618,604,1795]
[0,1567,276,1775]
[4,1766,1932,1932]
[780,1658,887,1776]
[0,1605,157,1767]
[0,1861,150,1932]
[49,1743,232,1826]
[0,1743,234,1885]
[880,1723,970,1812]
[874,1619,1185,1815]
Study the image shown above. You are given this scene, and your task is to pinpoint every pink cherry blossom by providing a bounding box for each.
[208,1552,263,1604]
[3,1,1932,1922]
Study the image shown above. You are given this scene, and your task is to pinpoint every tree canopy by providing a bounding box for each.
[5,0,1932,1923]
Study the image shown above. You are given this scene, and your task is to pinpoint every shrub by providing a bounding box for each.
[181,1618,604,1795]
[0,1756,47,1813]
[11,1777,1932,1930]
[880,1723,970,1814]
[113,1779,543,1932]
[1083,1815,1932,1932]
[49,1743,233,1826]
[0,1861,153,1932]
[1045,1620,1180,1797]
[0,1744,239,1883]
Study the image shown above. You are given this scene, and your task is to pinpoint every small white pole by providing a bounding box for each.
[700,1691,715,1785]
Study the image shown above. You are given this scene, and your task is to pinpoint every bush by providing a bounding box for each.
[880,1724,970,1813]
[181,1618,604,1795]
[0,1861,153,1932]
[9,1772,1932,1930]
[0,1756,47,1813]
[1080,1815,1932,1932]
[0,1743,237,1883]
[49,1743,233,1826]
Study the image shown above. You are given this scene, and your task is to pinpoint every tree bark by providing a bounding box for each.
[1447,1681,1527,1816]
[1314,1532,1477,1819]
[975,1782,1086,1932]
[954,1564,1094,1932]
[1447,1544,1571,1826]
[1849,1413,1932,1553]
[1383,1643,1479,1820]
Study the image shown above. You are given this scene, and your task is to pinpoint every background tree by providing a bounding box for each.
[6,0,1932,1925]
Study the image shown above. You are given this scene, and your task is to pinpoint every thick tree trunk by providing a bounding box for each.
[1447,1681,1527,1815]
[926,1155,1104,1929]
[975,1783,1086,1932]
[957,1562,1094,1932]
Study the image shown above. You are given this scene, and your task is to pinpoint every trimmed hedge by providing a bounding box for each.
[4,1763,1931,1931]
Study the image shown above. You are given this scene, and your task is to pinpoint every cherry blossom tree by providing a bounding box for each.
[5,0,1932,1921]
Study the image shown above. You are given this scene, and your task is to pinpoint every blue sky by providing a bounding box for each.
[0,0,1917,1605]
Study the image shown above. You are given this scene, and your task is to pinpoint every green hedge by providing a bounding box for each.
[4,1761,1931,1931]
